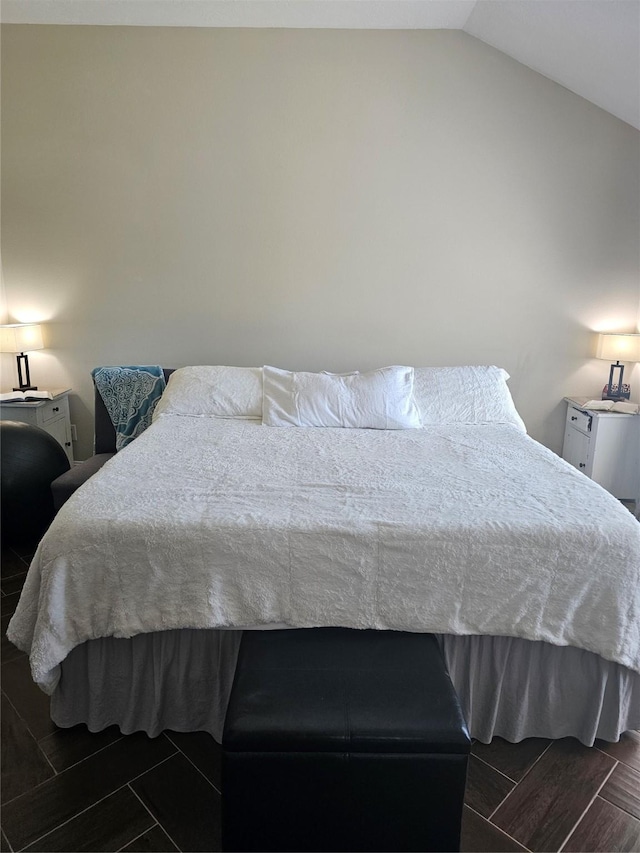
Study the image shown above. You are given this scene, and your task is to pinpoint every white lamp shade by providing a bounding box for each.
[0,324,45,353]
[596,333,640,363]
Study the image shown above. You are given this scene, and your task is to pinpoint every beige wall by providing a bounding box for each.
[2,25,639,460]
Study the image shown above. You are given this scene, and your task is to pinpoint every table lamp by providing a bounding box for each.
[597,333,640,401]
[0,323,45,391]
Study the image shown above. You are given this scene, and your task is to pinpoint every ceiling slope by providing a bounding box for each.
[1,0,639,129]
[0,0,477,29]
[464,1,640,130]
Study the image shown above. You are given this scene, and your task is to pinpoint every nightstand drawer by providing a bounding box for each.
[563,426,590,475]
[566,406,592,436]
[39,396,69,425]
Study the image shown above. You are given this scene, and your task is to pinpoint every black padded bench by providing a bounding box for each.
[222,628,470,853]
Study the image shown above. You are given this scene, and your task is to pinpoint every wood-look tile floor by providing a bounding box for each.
[2,543,640,853]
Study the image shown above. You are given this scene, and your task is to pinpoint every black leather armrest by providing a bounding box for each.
[51,453,115,511]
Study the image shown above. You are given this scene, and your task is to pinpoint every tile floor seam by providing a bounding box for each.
[0,688,57,792]
[0,738,178,811]
[11,753,181,853]
[121,748,179,789]
[13,714,62,780]
[1,772,55,809]
[484,739,554,825]
[10,547,32,563]
[1,827,14,853]
[464,803,533,852]
[593,792,640,823]
[115,821,162,853]
[556,758,619,853]
[0,651,26,669]
[36,731,126,773]
[164,732,222,796]
[0,651,26,666]
[471,752,519,784]
[127,784,183,853]
[486,789,514,824]
[36,742,58,779]
[8,781,154,853]
[593,742,640,774]
[514,740,553,786]
[561,794,640,852]
[1,570,28,582]
[484,767,524,823]
[598,774,640,821]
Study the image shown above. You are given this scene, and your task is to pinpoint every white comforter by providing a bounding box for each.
[9,416,640,692]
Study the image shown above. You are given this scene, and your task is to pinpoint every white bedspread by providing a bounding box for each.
[8,417,640,692]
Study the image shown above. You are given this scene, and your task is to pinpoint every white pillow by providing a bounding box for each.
[262,365,422,429]
[152,366,263,420]
[413,365,526,432]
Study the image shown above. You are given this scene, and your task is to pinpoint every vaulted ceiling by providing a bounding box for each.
[2,0,639,129]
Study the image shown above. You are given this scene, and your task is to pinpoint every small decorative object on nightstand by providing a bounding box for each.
[0,389,74,464]
[562,397,639,504]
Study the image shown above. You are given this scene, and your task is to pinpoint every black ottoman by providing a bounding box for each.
[222,628,470,853]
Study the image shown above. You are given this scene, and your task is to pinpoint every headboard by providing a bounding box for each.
[94,368,175,454]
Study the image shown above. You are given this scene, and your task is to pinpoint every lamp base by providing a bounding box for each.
[15,353,37,393]
[602,383,631,401]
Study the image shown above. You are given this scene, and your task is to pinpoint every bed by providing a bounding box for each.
[8,364,640,746]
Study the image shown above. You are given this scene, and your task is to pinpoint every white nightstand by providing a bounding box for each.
[562,397,639,502]
[0,389,74,464]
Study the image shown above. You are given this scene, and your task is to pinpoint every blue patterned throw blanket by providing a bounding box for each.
[92,365,166,451]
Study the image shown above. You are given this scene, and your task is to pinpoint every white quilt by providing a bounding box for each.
[8,416,640,693]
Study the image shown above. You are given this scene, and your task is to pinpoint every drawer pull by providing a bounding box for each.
[52,406,59,413]
[571,416,577,421]
[65,442,71,447]
[579,463,586,468]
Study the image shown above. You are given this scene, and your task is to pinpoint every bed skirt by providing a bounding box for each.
[50,629,640,746]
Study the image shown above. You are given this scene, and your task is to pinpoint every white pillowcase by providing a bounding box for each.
[413,365,526,432]
[152,366,263,420]
[262,365,422,429]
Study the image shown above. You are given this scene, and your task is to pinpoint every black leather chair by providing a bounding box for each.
[222,628,471,852]
[50,368,174,510]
